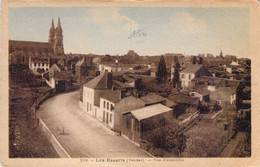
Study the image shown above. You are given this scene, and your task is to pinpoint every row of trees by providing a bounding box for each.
[156,55,181,89]
[190,56,203,64]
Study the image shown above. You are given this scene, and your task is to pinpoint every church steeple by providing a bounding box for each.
[48,19,55,45]
[55,17,62,36]
[54,17,64,55]
[51,19,55,28]
[57,17,61,28]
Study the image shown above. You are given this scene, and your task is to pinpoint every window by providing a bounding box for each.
[42,63,44,66]
[87,102,89,112]
[107,102,109,110]
[103,101,106,108]
[126,117,130,129]
[136,124,139,132]
[34,63,36,66]
[46,68,48,71]
[110,104,114,111]
[38,63,40,66]
[189,74,191,79]
[110,114,112,123]
[182,74,185,79]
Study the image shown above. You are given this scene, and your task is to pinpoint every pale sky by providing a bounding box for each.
[9,7,250,58]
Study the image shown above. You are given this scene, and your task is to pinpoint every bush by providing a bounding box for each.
[148,126,186,154]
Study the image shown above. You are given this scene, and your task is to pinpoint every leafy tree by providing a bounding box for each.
[246,59,251,66]
[102,54,112,62]
[191,56,196,64]
[149,126,186,154]
[156,55,167,84]
[120,50,140,64]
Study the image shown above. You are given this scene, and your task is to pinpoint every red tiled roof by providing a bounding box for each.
[113,80,133,89]
[140,93,165,105]
[9,40,49,48]
[83,73,107,89]
[168,93,199,105]
[116,96,146,114]
[53,71,73,81]
[100,90,121,103]
[180,64,203,73]
[192,89,210,96]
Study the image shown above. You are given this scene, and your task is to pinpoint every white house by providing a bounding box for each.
[180,65,211,88]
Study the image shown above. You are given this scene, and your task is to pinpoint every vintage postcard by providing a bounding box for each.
[1,0,260,166]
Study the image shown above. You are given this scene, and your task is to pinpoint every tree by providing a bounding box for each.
[191,56,196,64]
[219,50,223,59]
[172,57,180,89]
[198,56,203,64]
[246,59,251,66]
[156,55,167,84]
[149,126,187,154]
[102,54,112,62]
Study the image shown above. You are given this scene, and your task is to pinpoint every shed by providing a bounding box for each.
[121,104,173,146]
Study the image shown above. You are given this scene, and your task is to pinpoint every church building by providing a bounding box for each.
[9,18,66,72]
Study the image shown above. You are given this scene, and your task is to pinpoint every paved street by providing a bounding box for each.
[37,90,148,158]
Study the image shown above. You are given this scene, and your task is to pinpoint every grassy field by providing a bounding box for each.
[9,68,59,158]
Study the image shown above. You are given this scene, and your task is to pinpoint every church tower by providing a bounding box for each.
[54,17,64,55]
[48,19,55,50]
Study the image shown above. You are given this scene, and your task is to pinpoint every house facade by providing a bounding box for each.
[75,55,94,83]
[83,72,137,131]
[180,65,211,88]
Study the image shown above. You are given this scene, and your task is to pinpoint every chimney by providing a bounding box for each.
[105,72,113,89]
[112,86,116,91]
[120,90,126,99]
[225,80,228,87]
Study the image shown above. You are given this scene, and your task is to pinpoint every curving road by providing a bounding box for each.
[37,90,148,158]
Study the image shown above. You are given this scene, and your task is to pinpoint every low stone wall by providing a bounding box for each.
[29,88,72,158]
[37,116,71,158]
